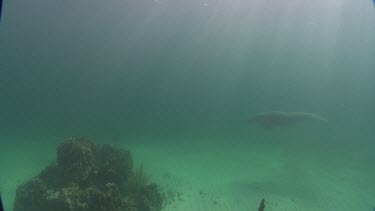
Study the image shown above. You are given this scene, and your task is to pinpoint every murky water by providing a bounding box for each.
[1,0,375,210]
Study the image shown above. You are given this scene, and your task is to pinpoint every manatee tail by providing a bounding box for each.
[306,113,328,122]
[292,112,328,122]
[315,115,328,122]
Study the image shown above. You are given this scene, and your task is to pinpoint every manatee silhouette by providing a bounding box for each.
[249,111,327,129]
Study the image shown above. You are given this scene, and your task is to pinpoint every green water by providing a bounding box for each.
[1,0,375,210]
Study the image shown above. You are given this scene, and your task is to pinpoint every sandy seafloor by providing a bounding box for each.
[1,125,375,211]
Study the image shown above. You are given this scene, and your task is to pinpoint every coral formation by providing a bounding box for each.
[13,137,165,211]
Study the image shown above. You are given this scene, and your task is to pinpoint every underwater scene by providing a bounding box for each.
[0,0,375,210]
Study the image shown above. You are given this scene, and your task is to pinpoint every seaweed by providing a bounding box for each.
[258,198,265,211]
[124,165,165,211]
[0,193,4,211]
[125,165,150,194]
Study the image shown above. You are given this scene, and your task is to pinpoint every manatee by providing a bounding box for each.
[249,111,327,129]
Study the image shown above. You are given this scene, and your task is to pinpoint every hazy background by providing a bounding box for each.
[1,0,375,210]
[1,0,374,136]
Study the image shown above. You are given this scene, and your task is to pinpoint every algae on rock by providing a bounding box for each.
[13,137,165,211]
